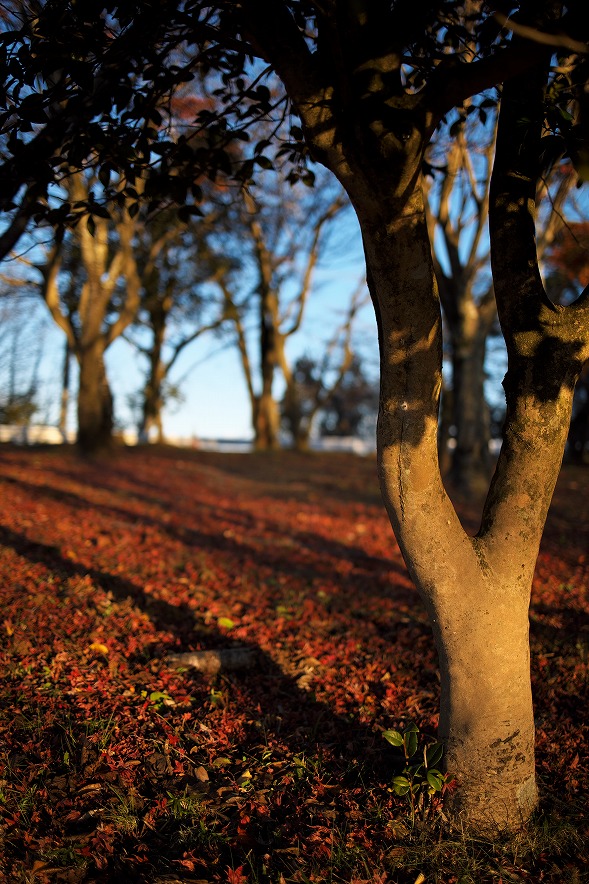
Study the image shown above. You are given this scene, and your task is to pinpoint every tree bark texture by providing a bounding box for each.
[238,0,589,834]
[328,114,582,835]
[355,187,543,833]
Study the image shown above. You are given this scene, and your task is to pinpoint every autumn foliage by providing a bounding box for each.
[546,220,589,289]
[0,447,587,881]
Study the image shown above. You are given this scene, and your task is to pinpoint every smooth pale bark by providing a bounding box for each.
[352,145,585,830]
[165,647,257,674]
[354,187,541,831]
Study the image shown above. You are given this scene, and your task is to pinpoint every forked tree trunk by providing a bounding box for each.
[356,175,578,833]
[77,340,114,454]
[238,0,589,835]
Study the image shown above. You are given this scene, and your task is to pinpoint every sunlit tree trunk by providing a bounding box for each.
[319,68,581,841]
[234,0,589,833]
[40,173,141,456]
[353,173,580,831]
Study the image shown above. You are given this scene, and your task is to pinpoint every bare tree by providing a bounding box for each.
[124,209,228,443]
[215,174,349,450]
[38,172,141,453]
[427,113,576,491]
[281,284,370,449]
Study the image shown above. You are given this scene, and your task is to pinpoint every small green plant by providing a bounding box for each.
[103,786,141,834]
[140,689,175,711]
[166,789,202,821]
[382,723,447,825]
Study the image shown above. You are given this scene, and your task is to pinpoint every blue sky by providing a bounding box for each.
[12,215,374,442]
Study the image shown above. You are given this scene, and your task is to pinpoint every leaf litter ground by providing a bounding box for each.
[0,447,587,883]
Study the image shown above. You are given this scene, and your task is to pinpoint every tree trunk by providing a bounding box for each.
[254,285,281,450]
[77,340,114,454]
[59,339,71,442]
[141,357,166,444]
[433,568,537,831]
[244,8,589,834]
[448,312,493,491]
[294,427,311,452]
[254,391,280,451]
[140,297,169,444]
[354,179,574,834]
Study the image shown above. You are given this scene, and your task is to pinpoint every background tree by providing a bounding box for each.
[212,171,349,450]
[125,208,228,443]
[281,285,370,449]
[427,113,577,491]
[319,354,378,440]
[544,218,589,460]
[38,172,141,452]
[0,291,47,426]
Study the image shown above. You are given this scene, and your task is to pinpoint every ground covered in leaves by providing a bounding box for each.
[0,446,587,883]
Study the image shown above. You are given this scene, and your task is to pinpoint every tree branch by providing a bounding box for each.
[283,194,347,338]
[164,316,227,376]
[39,236,77,350]
[238,0,321,109]
[427,41,548,129]
[489,62,551,334]
[0,188,36,262]
[219,280,257,409]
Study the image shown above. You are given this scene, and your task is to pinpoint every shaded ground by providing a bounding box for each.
[0,445,587,883]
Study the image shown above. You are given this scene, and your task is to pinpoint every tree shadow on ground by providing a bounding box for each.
[0,520,431,880]
[0,470,414,616]
[130,446,385,507]
[0,521,428,728]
